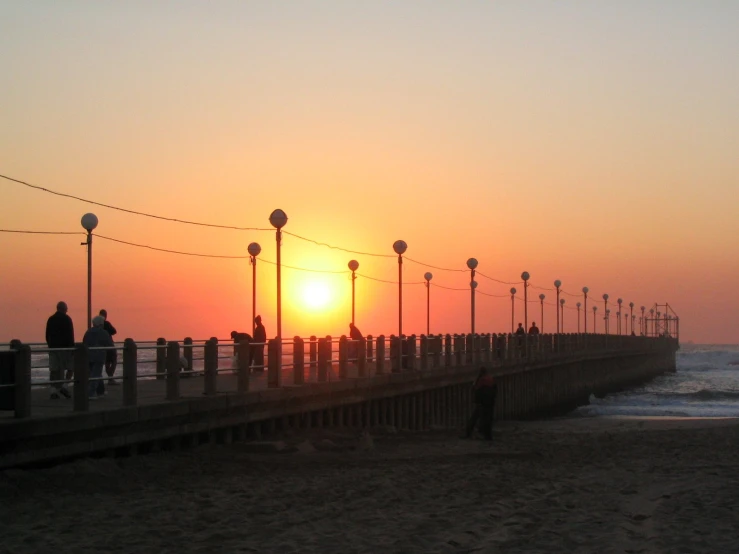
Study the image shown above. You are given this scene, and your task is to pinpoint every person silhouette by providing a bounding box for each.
[252,316,267,372]
[528,322,540,335]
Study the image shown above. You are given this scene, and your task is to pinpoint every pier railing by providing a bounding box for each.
[0,333,675,419]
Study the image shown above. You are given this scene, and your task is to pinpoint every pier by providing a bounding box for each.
[0,333,678,469]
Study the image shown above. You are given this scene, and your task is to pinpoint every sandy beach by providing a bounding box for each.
[2,417,739,553]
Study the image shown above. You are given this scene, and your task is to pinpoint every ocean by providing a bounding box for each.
[575,344,739,418]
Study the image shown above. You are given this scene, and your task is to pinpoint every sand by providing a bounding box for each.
[2,417,739,553]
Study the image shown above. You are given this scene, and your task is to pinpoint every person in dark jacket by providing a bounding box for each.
[252,316,267,372]
[528,322,540,335]
[230,330,253,368]
[515,323,526,336]
[99,309,118,385]
[83,315,114,399]
[45,301,75,399]
[348,323,363,360]
[464,367,498,440]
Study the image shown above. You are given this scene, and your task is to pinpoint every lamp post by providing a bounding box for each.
[582,287,589,334]
[80,213,98,328]
[521,272,530,332]
[617,298,623,335]
[576,302,581,333]
[602,294,609,334]
[593,306,598,333]
[640,306,646,335]
[649,308,655,336]
[560,298,565,332]
[248,242,261,335]
[539,294,545,333]
[625,313,629,335]
[554,280,561,333]
[269,209,288,376]
[424,272,433,335]
[632,314,636,334]
[348,260,359,325]
[467,258,478,334]
[629,302,634,335]
[510,287,517,333]
[605,309,611,334]
[393,240,407,337]
[656,311,661,336]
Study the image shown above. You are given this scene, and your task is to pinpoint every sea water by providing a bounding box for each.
[575,344,739,418]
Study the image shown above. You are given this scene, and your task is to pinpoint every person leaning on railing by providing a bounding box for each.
[45,301,75,399]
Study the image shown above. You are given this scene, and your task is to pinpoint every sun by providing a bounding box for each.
[301,281,331,310]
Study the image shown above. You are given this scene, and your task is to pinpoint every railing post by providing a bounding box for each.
[156,337,166,380]
[122,338,137,406]
[317,338,329,382]
[465,334,473,365]
[444,334,452,367]
[183,337,193,378]
[389,335,399,373]
[237,339,251,392]
[10,340,31,419]
[309,335,317,380]
[454,334,463,367]
[339,335,348,379]
[366,334,374,363]
[73,343,89,412]
[375,335,385,375]
[267,338,280,388]
[433,334,442,368]
[204,338,218,396]
[407,335,416,371]
[166,341,181,400]
[420,335,428,371]
[357,337,367,378]
[293,336,305,385]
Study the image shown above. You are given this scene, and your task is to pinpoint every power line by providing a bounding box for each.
[476,271,520,285]
[405,257,466,272]
[0,173,272,232]
[282,231,395,258]
[0,229,84,235]
[357,273,424,285]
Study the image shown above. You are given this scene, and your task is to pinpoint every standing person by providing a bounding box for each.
[528,321,540,335]
[99,309,118,385]
[45,301,75,399]
[464,367,497,440]
[515,323,526,335]
[348,323,363,360]
[252,315,267,372]
[83,315,114,399]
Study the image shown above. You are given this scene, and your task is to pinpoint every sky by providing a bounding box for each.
[1,0,738,344]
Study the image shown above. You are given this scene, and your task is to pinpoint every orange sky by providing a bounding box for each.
[1,1,738,344]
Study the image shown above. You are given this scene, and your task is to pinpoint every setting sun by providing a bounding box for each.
[301,281,331,310]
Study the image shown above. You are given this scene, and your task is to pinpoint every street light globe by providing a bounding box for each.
[510,287,517,295]
[247,242,261,257]
[641,305,645,311]
[348,260,359,272]
[577,302,581,308]
[606,309,610,314]
[471,280,478,289]
[466,258,478,270]
[424,272,433,282]
[603,293,609,300]
[629,302,634,308]
[554,280,561,288]
[582,286,589,294]
[539,294,545,301]
[392,240,407,255]
[560,299,565,305]
[268,209,288,229]
[617,298,623,305]
[593,306,598,312]
[521,271,530,281]
[81,213,98,232]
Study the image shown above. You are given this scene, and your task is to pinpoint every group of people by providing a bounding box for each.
[515,322,541,335]
[230,315,267,371]
[45,302,118,400]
